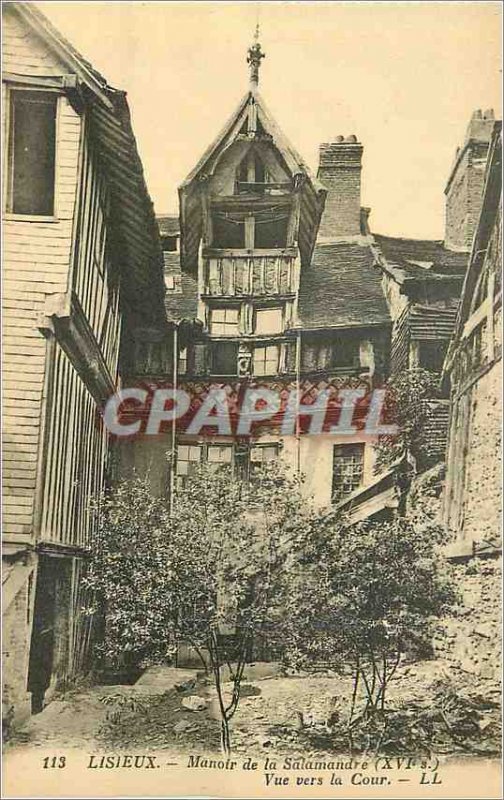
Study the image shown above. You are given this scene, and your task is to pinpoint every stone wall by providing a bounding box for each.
[462,358,502,549]
[2,567,34,734]
[433,556,501,681]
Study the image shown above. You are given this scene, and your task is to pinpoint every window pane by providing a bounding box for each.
[210,307,239,336]
[250,444,278,463]
[254,215,289,248]
[10,91,57,216]
[208,445,233,463]
[256,308,283,335]
[212,342,238,375]
[212,214,245,248]
[332,444,365,502]
[330,338,360,368]
[176,444,202,480]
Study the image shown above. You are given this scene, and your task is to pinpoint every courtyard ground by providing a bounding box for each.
[5,659,501,760]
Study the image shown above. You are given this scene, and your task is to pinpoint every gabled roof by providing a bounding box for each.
[180,90,324,193]
[8,2,111,107]
[178,89,327,272]
[296,242,391,330]
[6,2,167,329]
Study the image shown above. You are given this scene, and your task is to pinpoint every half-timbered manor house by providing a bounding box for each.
[2,3,166,727]
[120,40,495,527]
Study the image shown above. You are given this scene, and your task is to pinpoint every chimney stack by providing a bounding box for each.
[444,109,496,251]
[317,135,363,238]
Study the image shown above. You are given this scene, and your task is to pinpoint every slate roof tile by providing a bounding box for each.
[297,242,391,329]
[374,234,468,277]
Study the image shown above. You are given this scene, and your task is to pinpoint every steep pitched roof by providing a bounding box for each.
[8,2,111,106]
[6,2,167,328]
[296,242,391,330]
[179,90,324,193]
[178,89,327,272]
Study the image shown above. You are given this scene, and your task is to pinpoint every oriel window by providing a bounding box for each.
[7,90,58,216]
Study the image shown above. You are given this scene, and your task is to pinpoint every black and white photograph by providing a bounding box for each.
[1,2,502,797]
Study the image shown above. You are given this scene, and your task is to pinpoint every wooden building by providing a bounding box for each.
[2,2,166,727]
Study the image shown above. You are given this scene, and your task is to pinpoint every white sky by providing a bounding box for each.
[37,1,502,239]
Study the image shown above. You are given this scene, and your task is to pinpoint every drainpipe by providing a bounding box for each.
[295,329,301,475]
[169,323,178,516]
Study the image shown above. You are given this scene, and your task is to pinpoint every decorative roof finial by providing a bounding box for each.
[247,24,265,90]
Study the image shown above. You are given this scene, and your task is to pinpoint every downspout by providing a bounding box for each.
[169,323,178,516]
[295,329,301,475]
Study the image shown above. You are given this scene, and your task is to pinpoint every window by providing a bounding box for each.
[178,347,187,375]
[207,444,233,472]
[418,341,447,372]
[211,341,238,375]
[212,213,245,248]
[250,444,278,476]
[7,90,57,216]
[332,444,365,502]
[255,307,283,335]
[176,444,202,484]
[161,234,179,252]
[165,274,176,291]
[236,152,268,193]
[254,215,289,249]
[253,345,280,376]
[330,338,360,368]
[210,307,239,336]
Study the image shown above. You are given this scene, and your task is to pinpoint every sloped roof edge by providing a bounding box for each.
[10,2,113,108]
[179,89,325,194]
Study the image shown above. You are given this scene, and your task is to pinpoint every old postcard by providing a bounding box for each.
[2,1,502,797]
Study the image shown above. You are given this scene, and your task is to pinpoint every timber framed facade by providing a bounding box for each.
[2,2,166,728]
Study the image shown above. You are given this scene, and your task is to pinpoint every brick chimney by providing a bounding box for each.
[317,135,363,238]
[444,109,496,251]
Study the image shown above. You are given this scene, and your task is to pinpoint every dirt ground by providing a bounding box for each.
[6,659,501,760]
